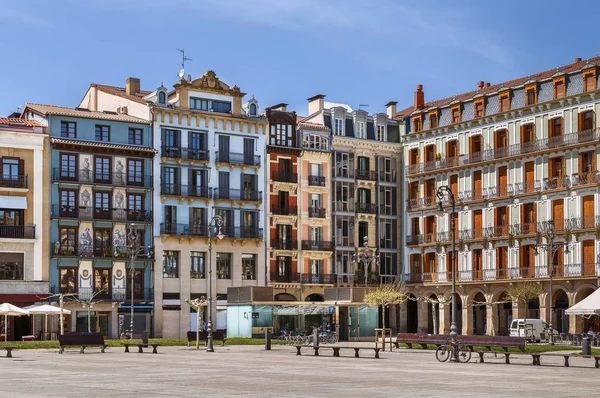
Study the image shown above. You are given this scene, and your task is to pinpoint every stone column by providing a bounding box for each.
[439,302,450,335]
[485,294,497,336]
[539,291,550,324]
[512,300,525,320]
[568,292,579,334]
[461,294,473,335]
[417,299,429,333]
[398,301,408,333]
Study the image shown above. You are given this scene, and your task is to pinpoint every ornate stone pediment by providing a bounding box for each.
[176,70,245,97]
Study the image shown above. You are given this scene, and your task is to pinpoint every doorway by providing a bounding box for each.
[339,307,348,341]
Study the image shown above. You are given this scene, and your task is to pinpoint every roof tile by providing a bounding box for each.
[24,103,149,124]
[93,84,152,104]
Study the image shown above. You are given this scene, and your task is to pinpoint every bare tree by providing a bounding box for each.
[364,284,408,330]
[506,283,543,340]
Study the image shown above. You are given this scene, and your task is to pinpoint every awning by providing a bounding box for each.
[0,196,27,209]
[566,288,600,315]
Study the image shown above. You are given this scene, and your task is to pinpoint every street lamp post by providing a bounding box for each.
[535,221,569,345]
[353,236,379,288]
[206,215,225,352]
[436,186,458,345]
[125,225,141,339]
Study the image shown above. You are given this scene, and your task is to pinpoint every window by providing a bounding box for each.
[59,189,77,217]
[377,125,386,141]
[549,117,562,137]
[249,103,257,116]
[309,260,322,278]
[216,253,231,279]
[0,256,23,281]
[429,112,438,129]
[95,125,110,142]
[162,167,179,195]
[127,159,143,186]
[241,254,256,280]
[271,124,292,146]
[499,91,510,112]
[212,101,231,113]
[93,228,111,256]
[94,191,110,220]
[190,252,205,278]
[357,156,369,171]
[584,70,596,92]
[554,77,566,99]
[526,87,536,105]
[302,134,328,150]
[163,251,179,278]
[128,128,143,145]
[451,105,461,124]
[580,110,594,131]
[127,194,143,218]
[0,209,23,229]
[60,153,77,180]
[190,97,209,111]
[412,116,422,132]
[358,221,368,243]
[163,129,180,148]
[94,156,111,183]
[335,216,353,246]
[158,91,166,105]
[356,121,365,138]
[190,207,206,234]
[334,119,343,135]
[61,121,76,138]
[59,226,77,254]
[474,99,484,118]
[93,268,111,297]
[59,267,77,293]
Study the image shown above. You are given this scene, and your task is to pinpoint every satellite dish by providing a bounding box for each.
[178,69,185,78]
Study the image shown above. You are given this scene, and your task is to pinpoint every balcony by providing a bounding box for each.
[308,207,326,218]
[271,239,297,250]
[542,176,567,190]
[406,196,435,210]
[509,222,538,236]
[0,225,35,239]
[0,175,27,189]
[52,244,154,259]
[269,271,300,283]
[404,264,599,284]
[271,204,297,216]
[299,273,336,284]
[308,175,326,186]
[215,151,261,167]
[356,169,377,181]
[51,205,152,223]
[271,171,297,183]
[213,189,262,202]
[565,216,599,231]
[570,171,598,187]
[160,184,210,198]
[50,286,153,301]
[160,223,208,237]
[161,146,209,161]
[355,202,377,214]
[52,168,152,188]
[301,240,333,251]
[407,128,600,176]
[238,227,264,239]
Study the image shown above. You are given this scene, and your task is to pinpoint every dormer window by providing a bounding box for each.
[451,105,461,124]
[428,111,438,129]
[525,83,537,105]
[377,125,386,141]
[499,90,510,112]
[412,115,422,132]
[158,91,166,105]
[474,98,484,118]
[584,69,596,92]
[249,103,257,116]
[356,121,365,138]
[334,119,343,135]
[553,76,566,99]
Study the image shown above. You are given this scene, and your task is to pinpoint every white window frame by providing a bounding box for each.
[377,124,386,141]
[356,121,365,139]
[335,119,344,136]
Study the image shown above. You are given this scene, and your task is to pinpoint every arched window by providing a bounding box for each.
[158,91,166,105]
[249,103,257,116]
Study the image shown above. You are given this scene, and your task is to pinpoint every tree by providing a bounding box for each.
[506,283,543,340]
[417,295,450,335]
[364,284,408,330]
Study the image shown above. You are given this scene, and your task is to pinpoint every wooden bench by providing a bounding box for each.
[186,330,227,347]
[395,333,526,352]
[124,343,160,354]
[294,345,381,359]
[59,333,106,354]
[395,333,447,349]
[476,351,600,368]
[0,347,15,358]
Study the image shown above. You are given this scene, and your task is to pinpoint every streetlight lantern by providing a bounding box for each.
[206,214,224,353]
[436,185,458,349]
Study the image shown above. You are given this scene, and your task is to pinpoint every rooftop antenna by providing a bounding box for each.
[176,49,192,78]
[358,104,369,110]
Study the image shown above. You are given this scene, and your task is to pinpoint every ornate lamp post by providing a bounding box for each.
[535,220,569,345]
[353,235,379,288]
[436,186,458,345]
[206,215,225,352]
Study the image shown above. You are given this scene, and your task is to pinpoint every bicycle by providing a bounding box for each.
[319,331,339,344]
[435,337,472,363]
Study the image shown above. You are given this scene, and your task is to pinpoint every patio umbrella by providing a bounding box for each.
[24,305,72,340]
[0,303,28,341]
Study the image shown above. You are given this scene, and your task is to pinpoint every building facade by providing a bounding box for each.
[24,104,155,339]
[398,57,600,336]
[0,118,49,340]
[150,71,267,338]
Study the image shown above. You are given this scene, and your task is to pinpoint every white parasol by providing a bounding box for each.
[0,303,28,341]
[24,304,72,340]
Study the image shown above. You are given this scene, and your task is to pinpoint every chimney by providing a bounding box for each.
[414,85,424,110]
[478,81,484,89]
[270,103,288,112]
[307,94,326,115]
[484,82,491,88]
[385,101,398,118]
[574,57,582,63]
[126,77,140,96]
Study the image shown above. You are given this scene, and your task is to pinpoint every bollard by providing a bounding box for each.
[582,335,591,357]
[265,328,271,351]
[313,327,319,348]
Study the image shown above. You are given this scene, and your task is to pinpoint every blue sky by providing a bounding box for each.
[1,0,598,117]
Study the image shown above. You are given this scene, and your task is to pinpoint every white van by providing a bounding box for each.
[509,319,553,342]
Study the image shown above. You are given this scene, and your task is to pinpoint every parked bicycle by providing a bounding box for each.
[435,337,472,363]
[319,330,339,344]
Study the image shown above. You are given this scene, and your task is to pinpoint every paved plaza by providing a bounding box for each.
[0,344,597,397]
